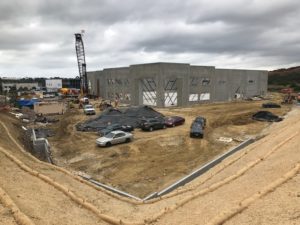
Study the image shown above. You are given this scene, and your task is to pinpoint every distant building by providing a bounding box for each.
[87,62,268,107]
[16,83,39,90]
[1,83,15,92]
[1,82,38,92]
[46,79,62,92]
[0,77,81,94]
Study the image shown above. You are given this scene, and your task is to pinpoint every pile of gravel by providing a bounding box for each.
[76,106,164,132]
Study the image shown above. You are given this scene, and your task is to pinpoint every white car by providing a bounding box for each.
[96,130,133,147]
[83,104,96,115]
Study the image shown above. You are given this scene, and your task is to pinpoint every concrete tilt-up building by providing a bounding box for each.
[87,62,268,107]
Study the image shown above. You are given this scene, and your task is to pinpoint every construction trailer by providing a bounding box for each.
[87,62,268,107]
[34,102,66,115]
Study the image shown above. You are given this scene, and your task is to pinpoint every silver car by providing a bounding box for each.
[96,130,133,147]
[83,104,96,115]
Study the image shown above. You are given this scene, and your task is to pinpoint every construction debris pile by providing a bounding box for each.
[35,115,59,123]
[76,106,164,131]
[34,128,55,138]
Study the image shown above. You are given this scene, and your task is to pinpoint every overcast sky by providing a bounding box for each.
[1,0,300,77]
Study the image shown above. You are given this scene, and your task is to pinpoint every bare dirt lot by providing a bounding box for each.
[48,94,291,198]
[0,98,299,225]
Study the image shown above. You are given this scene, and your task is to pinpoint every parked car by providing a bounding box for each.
[262,102,281,108]
[140,118,166,131]
[193,116,207,128]
[96,130,133,147]
[164,116,185,127]
[190,116,206,138]
[98,123,134,136]
[83,104,96,115]
[252,111,283,122]
[190,122,204,138]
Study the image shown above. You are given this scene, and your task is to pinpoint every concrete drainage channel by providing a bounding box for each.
[80,139,254,202]
[31,129,53,164]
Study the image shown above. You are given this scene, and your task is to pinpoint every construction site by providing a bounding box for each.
[0,93,299,225]
[46,97,289,198]
[0,33,299,225]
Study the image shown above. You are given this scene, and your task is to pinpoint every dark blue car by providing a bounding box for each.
[190,116,206,138]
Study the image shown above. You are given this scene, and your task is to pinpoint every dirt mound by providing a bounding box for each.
[76,106,164,132]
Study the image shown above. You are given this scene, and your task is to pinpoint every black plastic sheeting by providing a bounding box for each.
[252,111,283,122]
[76,106,164,132]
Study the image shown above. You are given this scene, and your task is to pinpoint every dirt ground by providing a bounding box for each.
[47,93,291,198]
[0,203,16,225]
[0,97,299,225]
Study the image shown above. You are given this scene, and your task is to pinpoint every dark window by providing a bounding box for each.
[115,133,125,138]
[202,78,210,85]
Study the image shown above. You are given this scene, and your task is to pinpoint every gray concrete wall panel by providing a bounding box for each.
[87,63,268,107]
[189,66,215,104]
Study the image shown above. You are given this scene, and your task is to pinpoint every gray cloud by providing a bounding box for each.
[0,0,300,77]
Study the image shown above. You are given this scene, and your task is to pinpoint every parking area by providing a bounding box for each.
[48,95,290,198]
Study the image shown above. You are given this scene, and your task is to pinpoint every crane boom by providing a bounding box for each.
[75,33,88,95]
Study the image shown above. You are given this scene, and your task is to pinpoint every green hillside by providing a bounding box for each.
[268,66,300,91]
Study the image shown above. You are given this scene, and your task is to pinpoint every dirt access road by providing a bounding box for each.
[0,105,299,225]
[49,97,290,198]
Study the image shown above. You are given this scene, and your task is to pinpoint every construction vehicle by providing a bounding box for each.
[75,32,88,96]
[281,88,300,104]
[79,97,90,109]
[59,88,80,96]
[75,31,93,109]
